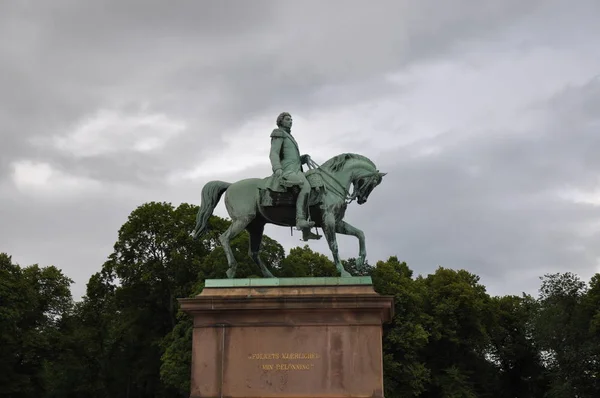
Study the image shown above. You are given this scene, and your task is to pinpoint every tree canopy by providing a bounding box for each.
[1,201,598,397]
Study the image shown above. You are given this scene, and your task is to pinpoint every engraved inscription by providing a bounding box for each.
[248,353,280,360]
[248,352,321,371]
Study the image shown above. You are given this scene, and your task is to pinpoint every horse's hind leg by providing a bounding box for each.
[247,221,274,278]
[220,217,251,279]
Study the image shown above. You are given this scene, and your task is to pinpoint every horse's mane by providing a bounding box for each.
[320,153,376,172]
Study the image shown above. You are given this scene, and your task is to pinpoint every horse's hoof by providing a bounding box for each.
[340,268,352,278]
[226,268,236,279]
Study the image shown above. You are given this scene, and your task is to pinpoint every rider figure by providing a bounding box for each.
[269,112,320,241]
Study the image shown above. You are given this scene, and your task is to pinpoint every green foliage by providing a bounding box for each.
[198,231,285,279]
[160,311,193,396]
[159,281,204,395]
[487,294,547,397]
[342,257,373,276]
[533,273,600,397]
[4,201,600,398]
[278,245,337,277]
[416,267,497,397]
[96,202,206,397]
[0,253,73,398]
[372,257,429,397]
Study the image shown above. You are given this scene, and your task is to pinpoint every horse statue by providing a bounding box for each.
[191,153,386,278]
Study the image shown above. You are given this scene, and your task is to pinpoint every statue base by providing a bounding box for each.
[179,277,394,398]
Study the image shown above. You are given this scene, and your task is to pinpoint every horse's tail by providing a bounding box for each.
[191,180,231,239]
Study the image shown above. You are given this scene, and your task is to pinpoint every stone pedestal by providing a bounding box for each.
[179,277,394,398]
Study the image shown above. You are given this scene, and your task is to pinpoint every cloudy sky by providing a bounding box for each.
[2,0,599,299]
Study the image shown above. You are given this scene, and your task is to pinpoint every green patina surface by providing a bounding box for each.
[190,111,386,280]
[205,276,372,288]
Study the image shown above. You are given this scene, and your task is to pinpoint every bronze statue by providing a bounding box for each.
[191,112,386,279]
[269,112,320,241]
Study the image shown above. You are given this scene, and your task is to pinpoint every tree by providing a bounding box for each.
[0,253,73,398]
[487,294,548,397]
[583,273,600,395]
[197,231,285,279]
[371,257,430,397]
[159,298,197,397]
[9,198,600,397]
[278,245,337,277]
[416,267,495,397]
[42,268,121,398]
[41,202,214,398]
[533,272,599,397]
[342,257,373,276]
[159,233,285,395]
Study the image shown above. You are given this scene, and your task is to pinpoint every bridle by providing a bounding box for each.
[306,158,382,205]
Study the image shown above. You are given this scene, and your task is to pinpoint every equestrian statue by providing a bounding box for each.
[191,112,386,278]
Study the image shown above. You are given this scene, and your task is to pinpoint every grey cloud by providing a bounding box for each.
[0,190,142,298]
[0,161,276,300]
[1,0,558,186]
[0,0,278,182]
[175,79,600,297]
[345,77,600,296]
[2,1,600,299]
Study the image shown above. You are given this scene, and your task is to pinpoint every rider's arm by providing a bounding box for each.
[269,138,283,172]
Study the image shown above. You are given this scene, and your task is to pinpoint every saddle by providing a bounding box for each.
[260,169,324,207]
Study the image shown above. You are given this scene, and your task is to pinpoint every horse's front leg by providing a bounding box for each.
[335,221,366,272]
[322,213,351,277]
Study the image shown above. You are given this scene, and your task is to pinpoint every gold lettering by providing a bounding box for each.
[248,353,280,360]
[274,363,314,371]
[248,352,321,371]
[279,352,320,360]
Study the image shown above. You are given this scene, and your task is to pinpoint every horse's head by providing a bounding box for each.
[353,171,386,205]
[319,153,386,204]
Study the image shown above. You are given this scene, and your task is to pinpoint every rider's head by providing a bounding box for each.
[276,112,293,130]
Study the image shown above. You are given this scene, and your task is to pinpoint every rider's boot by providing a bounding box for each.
[302,228,321,241]
[296,189,315,231]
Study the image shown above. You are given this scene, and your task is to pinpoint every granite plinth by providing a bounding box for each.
[179,277,394,398]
